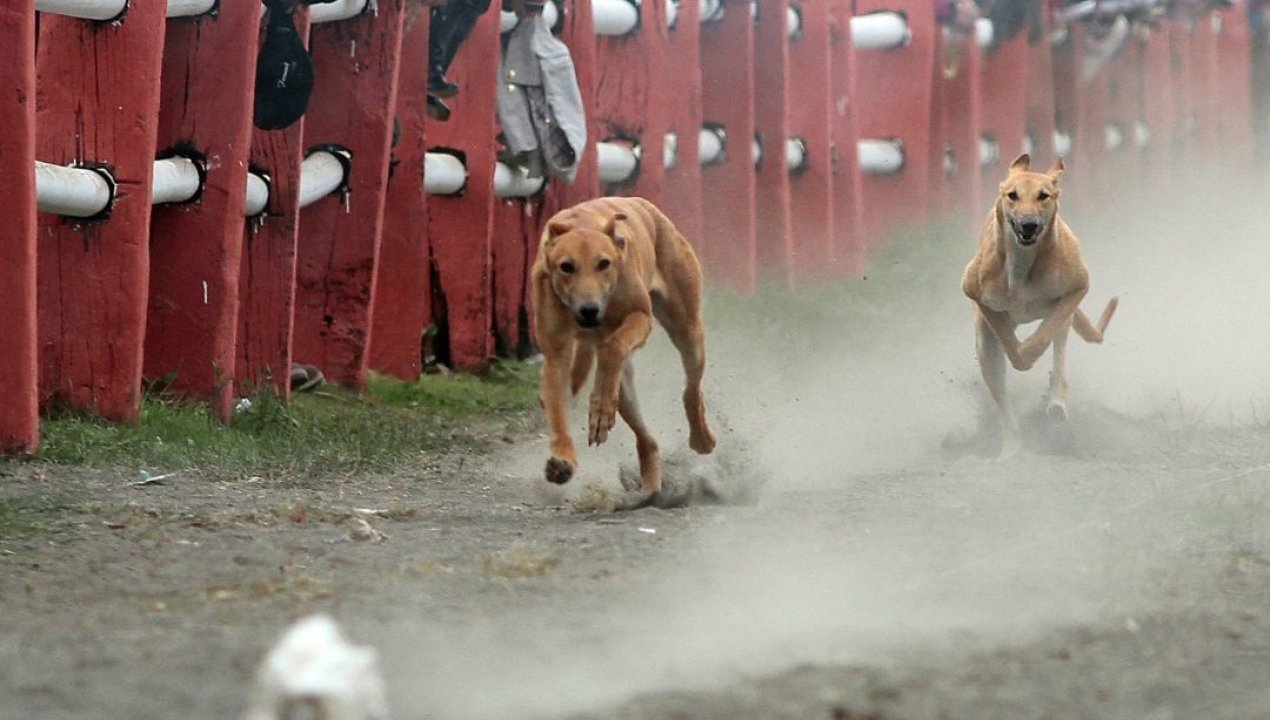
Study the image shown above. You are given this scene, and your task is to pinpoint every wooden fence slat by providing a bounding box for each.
[369,6,431,379]
[0,0,39,451]
[753,0,793,287]
[786,0,835,282]
[425,5,502,370]
[851,0,936,249]
[928,31,982,221]
[147,7,261,420]
[36,3,168,422]
[238,14,312,401]
[294,2,407,388]
[659,0,705,248]
[699,0,758,290]
[828,0,863,273]
[979,37,1029,178]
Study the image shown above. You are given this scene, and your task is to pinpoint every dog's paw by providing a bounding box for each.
[613,490,660,512]
[1046,400,1069,422]
[545,457,575,485]
[690,425,717,454]
[588,400,616,446]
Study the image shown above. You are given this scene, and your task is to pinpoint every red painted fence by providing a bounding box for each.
[2,0,1264,447]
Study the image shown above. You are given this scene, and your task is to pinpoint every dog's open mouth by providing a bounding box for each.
[575,315,602,329]
[1011,220,1042,245]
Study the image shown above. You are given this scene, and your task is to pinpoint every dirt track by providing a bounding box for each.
[3,179,1270,719]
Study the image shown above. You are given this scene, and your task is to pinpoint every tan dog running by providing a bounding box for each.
[961,154,1119,459]
[531,196,716,501]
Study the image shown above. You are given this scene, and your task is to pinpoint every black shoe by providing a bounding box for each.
[428,74,460,98]
[426,94,451,122]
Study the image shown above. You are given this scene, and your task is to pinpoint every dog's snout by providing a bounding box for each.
[1020,220,1040,236]
[576,303,602,327]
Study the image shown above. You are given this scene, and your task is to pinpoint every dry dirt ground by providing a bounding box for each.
[4,179,1270,720]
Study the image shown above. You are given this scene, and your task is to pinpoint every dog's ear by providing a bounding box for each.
[603,212,629,251]
[1047,156,1066,181]
[544,219,571,249]
[1009,153,1031,173]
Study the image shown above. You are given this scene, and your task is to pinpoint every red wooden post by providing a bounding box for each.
[1138,27,1175,188]
[1187,13,1220,178]
[1212,5,1254,175]
[753,0,793,287]
[979,37,1029,179]
[491,196,543,356]
[0,0,39,451]
[369,7,431,379]
[851,0,937,249]
[1025,27,1057,172]
[36,3,167,422]
[426,6,501,370]
[594,0,670,201]
[238,15,312,401]
[928,30,982,220]
[828,0,863,274]
[787,0,835,282]
[147,6,261,421]
[660,0,705,247]
[699,0,758,291]
[294,3,407,388]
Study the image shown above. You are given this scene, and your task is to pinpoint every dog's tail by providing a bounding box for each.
[1073,296,1119,343]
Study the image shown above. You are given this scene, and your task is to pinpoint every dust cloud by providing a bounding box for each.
[381,168,1270,719]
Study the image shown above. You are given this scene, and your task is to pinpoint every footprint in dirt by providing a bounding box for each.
[942,399,1160,461]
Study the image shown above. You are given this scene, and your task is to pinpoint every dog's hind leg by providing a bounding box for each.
[1047,318,1071,421]
[652,293,717,455]
[977,311,1021,459]
[1072,296,1119,343]
[617,359,662,494]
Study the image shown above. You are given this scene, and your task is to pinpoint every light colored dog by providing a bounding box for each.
[961,154,1118,458]
[531,196,716,502]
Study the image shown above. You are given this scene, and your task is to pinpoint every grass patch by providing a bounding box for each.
[0,495,79,545]
[31,361,542,481]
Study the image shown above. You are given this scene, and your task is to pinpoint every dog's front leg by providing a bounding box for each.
[540,341,578,484]
[589,312,652,446]
[975,303,1030,370]
[1017,288,1087,369]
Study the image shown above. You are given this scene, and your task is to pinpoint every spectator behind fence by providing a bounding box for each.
[427,0,493,121]
[495,0,586,183]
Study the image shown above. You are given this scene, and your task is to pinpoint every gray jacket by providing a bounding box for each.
[496,15,587,183]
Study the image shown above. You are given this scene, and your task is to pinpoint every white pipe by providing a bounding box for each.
[857,138,904,174]
[424,152,467,195]
[594,0,639,35]
[494,162,546,198]
[597,141,639,184]
[974,18,994,47]
[499,1,559,32]
[151,156,203,205]
[785,137,807,171]
[34,161,114,218]
[699,127,724,165]
[786,5,801,39]
[34,0,126,21]
[979,135,999,168]
[1133,120,1150,149]
[850,12,910,50]
[310,0,369,24]
[1104,124,1124,152]
[166,0,217,18]
[1053,130,1073,156]
[667,0,679,28]
[942,146,957,178]
[297,150,350,209]
[1021,133,1035,157]
[699,0,722,22]
[752,136,762,167]
[244,172,269,217]
[664,133,678,169]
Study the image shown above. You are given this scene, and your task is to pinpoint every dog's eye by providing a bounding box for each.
[559,261,576,274]
[1037,191,1051,201]
[1007,191,1020,201]
[597,258,611,271]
